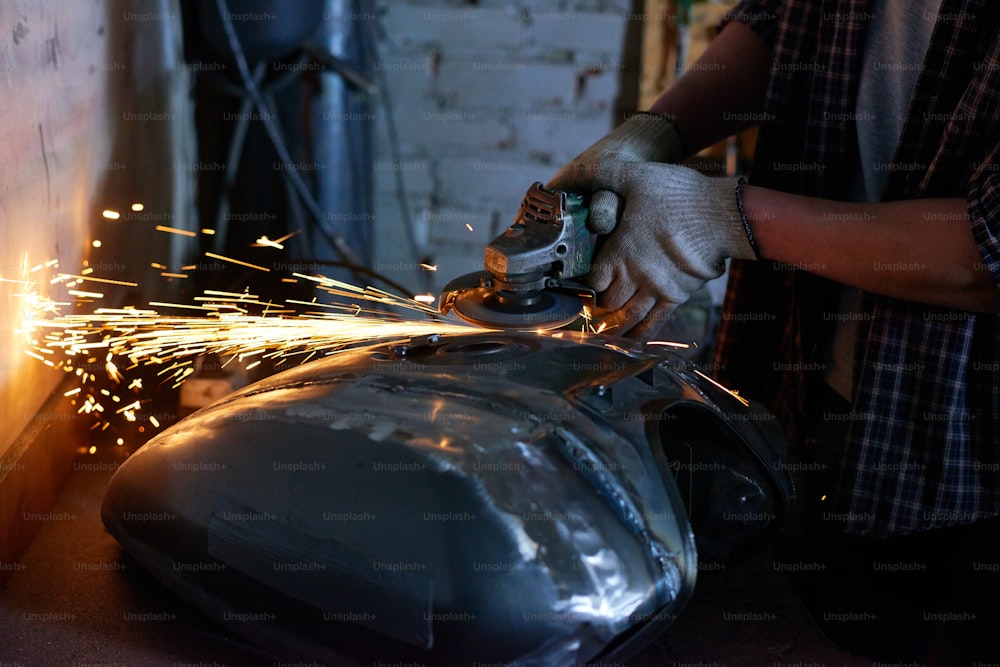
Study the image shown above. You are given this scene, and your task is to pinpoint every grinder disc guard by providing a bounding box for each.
[450,286,583,330]
[439,271,592,331]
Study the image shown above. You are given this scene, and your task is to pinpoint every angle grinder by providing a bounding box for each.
[439,182,597,330]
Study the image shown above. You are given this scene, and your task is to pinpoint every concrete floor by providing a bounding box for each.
[0,448,872,666]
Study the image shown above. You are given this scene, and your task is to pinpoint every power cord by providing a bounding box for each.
[208,0,433,307]
[213,0,362,272]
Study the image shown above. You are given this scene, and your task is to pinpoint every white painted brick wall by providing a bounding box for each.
[521,8,629,54]
[371,0,632,300]
[381,6,526,52]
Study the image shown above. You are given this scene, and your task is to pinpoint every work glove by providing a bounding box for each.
[570,160,760,339]
[546,112,684,234]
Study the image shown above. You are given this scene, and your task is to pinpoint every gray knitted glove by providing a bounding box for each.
[546,112,684,234]
[583,160,758,339]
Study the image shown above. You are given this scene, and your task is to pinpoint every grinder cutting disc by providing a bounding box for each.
[450,287,583,330]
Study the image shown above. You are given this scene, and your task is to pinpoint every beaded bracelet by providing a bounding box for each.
[735,177,762,260]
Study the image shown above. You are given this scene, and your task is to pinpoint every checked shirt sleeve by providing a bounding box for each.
[968,156,1000,290]
[963,30,1000,291]
[719,0,783,47]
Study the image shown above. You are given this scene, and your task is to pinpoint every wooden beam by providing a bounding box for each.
[0,376,87,586]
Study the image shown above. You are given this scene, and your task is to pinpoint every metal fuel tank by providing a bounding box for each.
[102,330,792,665]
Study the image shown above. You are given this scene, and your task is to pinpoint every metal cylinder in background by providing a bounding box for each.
[310,0,375,282]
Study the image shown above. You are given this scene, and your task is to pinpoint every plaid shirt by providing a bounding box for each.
[713,0,1000,537]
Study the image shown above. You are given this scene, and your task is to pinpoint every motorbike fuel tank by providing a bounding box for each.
[101,330,792,665]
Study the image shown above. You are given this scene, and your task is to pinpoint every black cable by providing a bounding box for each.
[211,0,433,308]
[301,40,376,95]
[204,57,315,253]
[359,7,428,293]
[213,0,362,270]
[211,62,262,253]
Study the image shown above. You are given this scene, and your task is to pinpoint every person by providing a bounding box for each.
[548,0,1000,662]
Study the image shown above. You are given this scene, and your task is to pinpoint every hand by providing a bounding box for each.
[546,112,684,234]
[581,161,759,339]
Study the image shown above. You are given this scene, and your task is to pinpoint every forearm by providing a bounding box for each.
[648,21,772,157]
[743,185,1000,313]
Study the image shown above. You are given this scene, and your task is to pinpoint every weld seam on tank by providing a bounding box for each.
[553,426,682,604]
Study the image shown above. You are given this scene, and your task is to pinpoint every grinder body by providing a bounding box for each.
[440,182,598,329]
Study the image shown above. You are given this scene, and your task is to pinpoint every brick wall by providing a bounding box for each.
[370,1,635,299]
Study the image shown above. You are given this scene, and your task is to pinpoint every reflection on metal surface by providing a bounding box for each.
[102,330,791,665]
